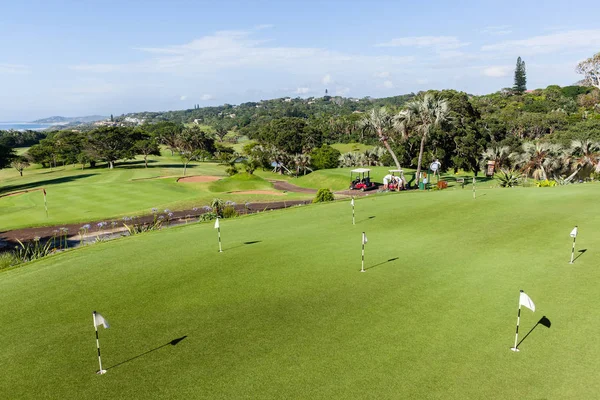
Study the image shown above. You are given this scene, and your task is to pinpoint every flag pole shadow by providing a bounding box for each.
[517,316,551,349]
[573,249,587,262]
[106,335,187,370]
[225,240,262,251]
[365,257,399,271]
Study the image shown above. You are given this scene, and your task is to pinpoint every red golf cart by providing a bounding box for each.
[350,168,378,191]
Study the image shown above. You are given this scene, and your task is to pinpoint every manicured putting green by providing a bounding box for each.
[1,185,600,398]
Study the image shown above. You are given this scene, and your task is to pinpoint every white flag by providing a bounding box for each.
[93,312,110,329]
[351,198,354,207]
[570,226,578,238]
[519,292,535,312]
[214,218,220,229]
[362,232,368,245]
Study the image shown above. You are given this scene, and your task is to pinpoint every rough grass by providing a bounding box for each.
[1,184,600,399]
[208,173,274,192]
[330,143,375,153]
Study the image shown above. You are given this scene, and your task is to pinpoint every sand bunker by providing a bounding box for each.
[228,190,285,196]
[0,189,40,199]
[177,176,222,183]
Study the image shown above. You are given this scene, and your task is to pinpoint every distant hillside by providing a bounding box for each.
[32,115,106,124]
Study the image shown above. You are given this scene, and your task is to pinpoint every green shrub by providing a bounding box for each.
[535,179,557,187]
[313,188,335,203]
[211,198,225,217]
[199,212,218,222]
[0,251,18,270]
[222,206,238,219]
[225,165,238,176]
[14,238,54,263]
[498,169,521,187]
[310,145,341,170]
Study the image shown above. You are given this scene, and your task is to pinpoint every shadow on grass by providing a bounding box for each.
[573,249,587,262]
[226,241,262,251]
[0,174,97,195]
[517,316,551,349]
[106,335,187,370]
[365,257,399,271]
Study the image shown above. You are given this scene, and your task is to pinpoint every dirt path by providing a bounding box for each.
[0,200,312,246]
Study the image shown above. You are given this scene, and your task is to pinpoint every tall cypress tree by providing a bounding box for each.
[513,57,527,93]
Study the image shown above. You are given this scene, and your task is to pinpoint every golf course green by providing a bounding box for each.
[1,183,599,399]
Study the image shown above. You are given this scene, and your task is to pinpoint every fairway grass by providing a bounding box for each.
[2,184,600,399]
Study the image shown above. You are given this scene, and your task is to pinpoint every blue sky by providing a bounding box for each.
[1,0,599,120]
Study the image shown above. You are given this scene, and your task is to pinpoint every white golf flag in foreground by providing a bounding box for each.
[570,226,578,238]
[93,312,110,329]
[214,218,220,229]
[362,232,368,245]
[351,198,355,207]
[519,292,535,312]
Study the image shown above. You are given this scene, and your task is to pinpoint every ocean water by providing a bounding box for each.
[0,122,53,131]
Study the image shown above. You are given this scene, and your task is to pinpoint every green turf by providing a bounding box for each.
[208,173,274,192]
[330,143,375,153]
[1,184,599,399]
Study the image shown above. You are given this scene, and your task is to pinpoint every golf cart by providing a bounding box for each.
[350,168,377,191]
[386,169,405,191]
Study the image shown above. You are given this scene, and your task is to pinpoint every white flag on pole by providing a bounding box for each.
[362,232,368,245]
[519,292,535,312]
[93,312,110,329]
[214,218,220,229]
[570,226,578,238]
[351,198,354,207]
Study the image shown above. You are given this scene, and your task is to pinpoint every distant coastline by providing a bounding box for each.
[0,122,62,131]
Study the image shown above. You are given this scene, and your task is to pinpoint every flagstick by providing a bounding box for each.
[472,176,476,199]
[93,311,106,374]
[43,190,48,218]
[569,233,576,264]
[511,291,523,352]
[352,197,355,225]
[217,226,222,253]
[361,232,365,273]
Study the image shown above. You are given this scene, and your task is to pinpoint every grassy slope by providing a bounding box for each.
[0,154,307,230]
[208,173,274,192]
[1,185,599,399]
[330,143,374,153]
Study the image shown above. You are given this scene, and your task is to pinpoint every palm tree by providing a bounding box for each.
[293,153,312,176]
[514,142,564,180]
[564,139,600,182]
[481,146,512,173]
[394,94,450,186]
[359,107,402,170]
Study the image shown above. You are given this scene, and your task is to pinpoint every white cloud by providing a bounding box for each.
[375,36,468,49]
[69,64,122,73]
[254,24,274,30]
[382,80,394,89]
[335,87,350,96]
[200,94,213,101]
[481,25,512,36]
[374,71,390,78]
[180,95,187,101]
[322,74,332,84]
[482,66,512,77]
[0,63,30,74]
[296,87,310,94]
[482,29,600,55]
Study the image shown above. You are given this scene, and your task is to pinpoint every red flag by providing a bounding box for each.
[43,188,47,196]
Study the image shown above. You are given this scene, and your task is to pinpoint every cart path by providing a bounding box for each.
[269,180,374,196]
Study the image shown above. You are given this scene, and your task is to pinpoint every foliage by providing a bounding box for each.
[535,179,557,187]
[310,145,341,170]
[0,144,16,169]
[222,205,238,219]
[576,52,600,89]
[123,216,163,235]
[312,188,335,203]
[0,251,18,270]
[513,57,527,93]
[497,169,522,187]
[199,211,218,222]
[211,198,225,217]
[14,238,54,263]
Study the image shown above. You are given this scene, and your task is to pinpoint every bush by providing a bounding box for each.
[199,212,218,222]
[225,165,238,176]
[0,251,18,270]
[436,181,448,190]
[313,188,335,203]
[222,205,238,218]
[498,169,522,187]
[535,179,557,187]
[310,145,341,170]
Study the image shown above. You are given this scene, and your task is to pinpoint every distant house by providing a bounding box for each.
[193,119,201,124]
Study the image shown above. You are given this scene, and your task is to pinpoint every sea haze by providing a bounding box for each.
[0,122,54,131]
